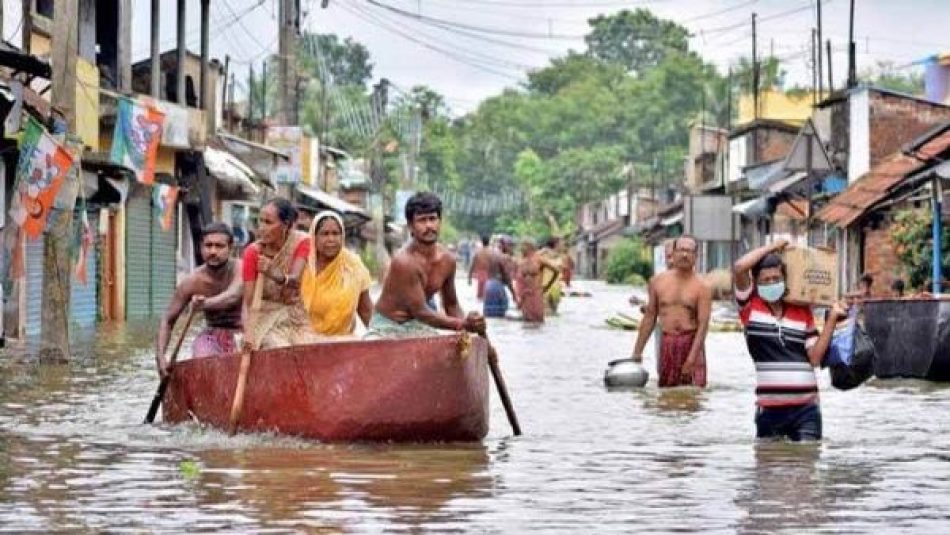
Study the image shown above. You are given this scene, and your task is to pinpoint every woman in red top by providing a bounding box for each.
[241,198,318,350]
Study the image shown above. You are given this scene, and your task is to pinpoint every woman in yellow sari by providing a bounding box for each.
[300,211,373,335]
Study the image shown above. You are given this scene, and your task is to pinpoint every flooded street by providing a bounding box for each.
[2,280,950,533]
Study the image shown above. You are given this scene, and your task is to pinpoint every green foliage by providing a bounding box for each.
[360,244,381,279]
[890,209,950,289]
[391,9,727,238]
[605,238,653,285]
[299,33,373,87]
[585,9,690,76]
[859,61,925,96]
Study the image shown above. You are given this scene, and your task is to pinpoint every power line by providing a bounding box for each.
[337,0,526,80]
[364,0,588,40]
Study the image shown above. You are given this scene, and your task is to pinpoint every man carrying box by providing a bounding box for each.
[733,239,848,441]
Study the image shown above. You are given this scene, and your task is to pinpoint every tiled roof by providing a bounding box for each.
[816,129,950,227]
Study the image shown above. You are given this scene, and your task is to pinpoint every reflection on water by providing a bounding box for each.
[3,281,950,532]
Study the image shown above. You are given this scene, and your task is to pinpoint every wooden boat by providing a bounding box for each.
[162,333,490,442]
[864,298,950,380]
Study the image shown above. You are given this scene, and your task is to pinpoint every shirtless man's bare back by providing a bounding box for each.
[468,235,492,301]
[372,192,485,335]
[631,235,712,387]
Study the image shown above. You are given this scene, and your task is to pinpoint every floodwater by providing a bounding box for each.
[2,281,950,533]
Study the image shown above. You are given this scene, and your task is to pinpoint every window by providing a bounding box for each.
[36,0,54,18]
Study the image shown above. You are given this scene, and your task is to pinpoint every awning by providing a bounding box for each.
[217,132,289,160]
[767,171,808,193]
[732,197,770,217]
[204,147,260,196]
[296,184,370,224]
[661,212,684,226]
[746,160,786,190]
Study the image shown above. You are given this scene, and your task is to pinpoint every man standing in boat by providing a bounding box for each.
[156,222,243,377]
[631,235,712,387]
[370,192,485,336]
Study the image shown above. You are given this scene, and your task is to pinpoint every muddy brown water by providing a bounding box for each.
[2,281,950,533]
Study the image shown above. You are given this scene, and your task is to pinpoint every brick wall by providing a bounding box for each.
[757,128,798,162]
[869,92,950,166]
[862,217,903,296]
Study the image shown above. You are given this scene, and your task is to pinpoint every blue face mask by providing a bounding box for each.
[758,281,786,303]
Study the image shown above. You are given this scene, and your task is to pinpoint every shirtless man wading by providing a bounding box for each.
[370,192,485,336]
[631,235,712,387]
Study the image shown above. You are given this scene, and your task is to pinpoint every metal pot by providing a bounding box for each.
[604,359,649,388]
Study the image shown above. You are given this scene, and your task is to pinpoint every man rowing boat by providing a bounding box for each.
[155,223,243,378]
[370,192,485,337]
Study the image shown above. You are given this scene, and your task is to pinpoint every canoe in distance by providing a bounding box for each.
[162,333,490,442]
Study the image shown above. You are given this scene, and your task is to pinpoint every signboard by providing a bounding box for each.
[267,126,303,184]
[683,195,733,242]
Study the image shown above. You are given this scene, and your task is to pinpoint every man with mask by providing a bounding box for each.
[733,239,848,441]
[631,235,712,387]
[371,192,485,336]
[156,222,243,378]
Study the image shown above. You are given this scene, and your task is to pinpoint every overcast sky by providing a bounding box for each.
[4,0,947,115]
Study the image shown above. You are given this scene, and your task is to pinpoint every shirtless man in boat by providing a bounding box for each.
[631,235,712,387]
[156,222,243,378]
[370,192,486,336]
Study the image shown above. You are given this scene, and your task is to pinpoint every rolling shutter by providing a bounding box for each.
[150,205,177,316]
[70,210,99,329]
[23,237,44,338]
[125,189,153,319]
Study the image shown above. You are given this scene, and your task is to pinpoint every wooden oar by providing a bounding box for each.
[227,349,252,436]
[228,268,265,436]
[144,306,197,424]
[479,329,522,436]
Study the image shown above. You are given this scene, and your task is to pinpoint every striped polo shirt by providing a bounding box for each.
[736,284,819,408]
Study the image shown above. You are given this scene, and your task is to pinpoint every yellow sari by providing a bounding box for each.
[300,211,372,336]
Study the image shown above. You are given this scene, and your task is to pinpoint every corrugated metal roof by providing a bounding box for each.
[816,129,950,227]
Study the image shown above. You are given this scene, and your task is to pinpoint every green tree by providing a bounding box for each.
[890,209,949,290]
[526,52,626,96]
[299,33,373,87]
[585,9,690,76]
[859,60,925,96]
[605,237,653,284]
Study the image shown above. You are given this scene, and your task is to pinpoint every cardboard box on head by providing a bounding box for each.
[782,246,839,307]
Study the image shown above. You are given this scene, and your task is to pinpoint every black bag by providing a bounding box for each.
[829,325,877,390]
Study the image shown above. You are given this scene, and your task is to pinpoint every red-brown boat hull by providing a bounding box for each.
[162,334,490,442]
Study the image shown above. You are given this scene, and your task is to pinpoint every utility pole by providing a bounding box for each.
[278,0,299,125]
[45,1,82,360]
[221,55,230,129]
[371,79,390,269]
[811,28,818,106]
[176,0,186,105]
[848,0,856,88]
[817,0,823,97]
[200,0,212,133]
[247,64,255,138]
[751,12,759,166]
[262,59,268,120]
[150,0,160,97]
[827,40,834,92]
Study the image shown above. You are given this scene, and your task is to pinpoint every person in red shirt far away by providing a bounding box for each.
[733,239,848,441]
